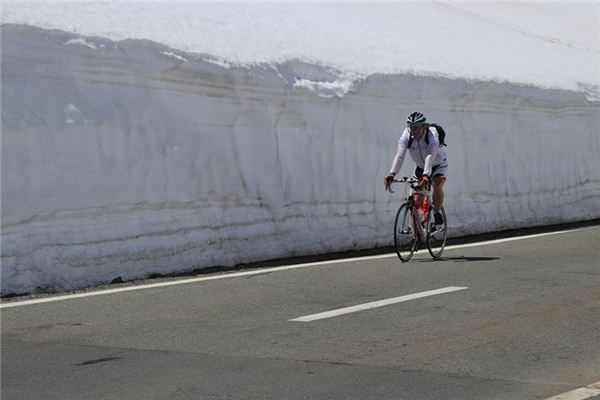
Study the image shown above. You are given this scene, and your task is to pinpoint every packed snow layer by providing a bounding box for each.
[1,25,599,294]
[2,2,599,97]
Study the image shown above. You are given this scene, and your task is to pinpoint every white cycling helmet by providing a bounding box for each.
[407,111,426,125]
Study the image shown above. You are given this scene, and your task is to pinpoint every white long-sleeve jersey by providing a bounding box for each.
[389,126,448,177]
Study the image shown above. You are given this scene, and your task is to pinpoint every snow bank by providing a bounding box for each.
[1,25,599,294]
[2,2,598,96]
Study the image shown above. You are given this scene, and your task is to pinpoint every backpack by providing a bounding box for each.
[407,123,447,148]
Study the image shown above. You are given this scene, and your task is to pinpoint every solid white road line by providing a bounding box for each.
[542,381,600,400]
[1,226,594,309]
[441,226,595,251]
[289,286,468,322]
[0,257,395,309]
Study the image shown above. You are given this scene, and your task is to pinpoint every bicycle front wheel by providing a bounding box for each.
[394,203,417,262]
[426,207,447,258]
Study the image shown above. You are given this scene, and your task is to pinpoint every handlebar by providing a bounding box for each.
[393,177,419,184]
[386,176,429,194]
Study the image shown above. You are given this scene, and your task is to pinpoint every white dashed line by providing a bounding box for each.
[542,381,600,400]
[289,286,468,322]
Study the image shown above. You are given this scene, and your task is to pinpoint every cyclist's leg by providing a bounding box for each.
[413,167,424,207]
[432,177,446,213]
[431,166,448,213]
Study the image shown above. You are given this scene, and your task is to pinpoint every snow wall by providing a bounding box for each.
[2,25,599,294]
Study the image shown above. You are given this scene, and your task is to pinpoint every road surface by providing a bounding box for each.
[2,225,600,399]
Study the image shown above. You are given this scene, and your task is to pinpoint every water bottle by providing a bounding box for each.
[421,199,429,223]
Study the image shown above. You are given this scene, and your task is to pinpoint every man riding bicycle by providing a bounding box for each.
[384,112,448,225]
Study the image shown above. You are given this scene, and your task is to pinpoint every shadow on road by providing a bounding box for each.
[416,256,500,263]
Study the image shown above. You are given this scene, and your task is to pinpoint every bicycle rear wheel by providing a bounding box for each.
[394,203,417,262]
[426,206,447,258]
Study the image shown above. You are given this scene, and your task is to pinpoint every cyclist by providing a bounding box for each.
[384,112,448,225]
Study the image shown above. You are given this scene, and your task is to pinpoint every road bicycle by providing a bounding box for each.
[388,177,447,262]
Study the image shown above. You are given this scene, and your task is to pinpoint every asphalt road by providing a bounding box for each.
[2,225,600,399]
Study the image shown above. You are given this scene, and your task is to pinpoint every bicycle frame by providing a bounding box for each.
[395,177,429,214]
[402,178,428,237]
[389,176,447,261]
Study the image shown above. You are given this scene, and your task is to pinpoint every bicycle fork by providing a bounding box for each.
[412,208,425,242]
